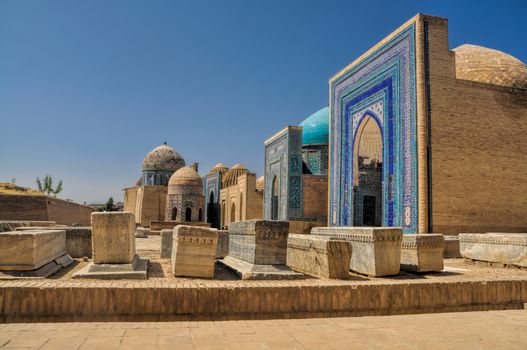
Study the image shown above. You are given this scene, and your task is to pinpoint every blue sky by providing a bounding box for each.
[1,0,525,203]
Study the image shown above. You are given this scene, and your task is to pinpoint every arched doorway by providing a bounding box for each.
[353,115,383,227]
[207,191,215,224]
[230,202,236,224]
[239,192,244,221]
[198,208,203,221]
[221,200,226,228]
[171,207,177,221]
[185,207,192,222]
[271,176,279,220]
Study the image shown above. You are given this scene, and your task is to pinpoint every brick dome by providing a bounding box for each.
[142,143,185,172]
[221,164,249,188]
[168,166,202,187]
[453,44,527,89]
[208,163,229,175]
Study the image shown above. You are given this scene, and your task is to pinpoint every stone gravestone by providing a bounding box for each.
[135,227,149,238]
[287,234,352,279]
[171,225,218,278]
[444,235,462,258]
[400,234,444,272]
[220,220,303,280]
[73,212,148,279]
[311,227,402,277]
[0,230,73,278]
[16,226,92,258]
[459,233,527,268]
[160,228,173,258]
[216,230,229,259]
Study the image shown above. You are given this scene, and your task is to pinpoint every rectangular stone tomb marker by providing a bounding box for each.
[286,234,352,279]
[311,227,403,277]
[220,220,303,280]
[73,212,148,279]
[171,225,218,278]
[0,230,73,278]
[400,234,444,272]
[459,233,527,268]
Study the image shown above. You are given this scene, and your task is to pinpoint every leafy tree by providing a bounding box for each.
[99,197,116,212]
[36,175,63,196]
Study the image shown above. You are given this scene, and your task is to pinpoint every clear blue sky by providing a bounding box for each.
[1,0,525,204]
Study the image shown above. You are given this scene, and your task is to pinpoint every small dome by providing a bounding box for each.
[168,166,202,187]
[208,163,229,175]
[453,44,527,89]
[256,176,264,191]
[300,107,329,145]
[142,143,186,172]
[222,163,249,188]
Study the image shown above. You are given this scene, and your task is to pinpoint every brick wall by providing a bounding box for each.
[303,175,328,219]
[425,17,527,234]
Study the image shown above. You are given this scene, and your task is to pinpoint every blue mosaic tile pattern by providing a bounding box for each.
[329,24,418,234]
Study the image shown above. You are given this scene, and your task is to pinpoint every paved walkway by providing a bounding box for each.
[0,309,526,349]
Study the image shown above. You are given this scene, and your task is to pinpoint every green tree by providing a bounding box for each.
[99,197,116,212]
[36,175,63,196]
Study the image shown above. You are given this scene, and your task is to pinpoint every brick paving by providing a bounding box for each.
[0,309,526,349]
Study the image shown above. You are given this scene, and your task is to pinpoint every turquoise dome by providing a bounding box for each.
[299,107,329,145]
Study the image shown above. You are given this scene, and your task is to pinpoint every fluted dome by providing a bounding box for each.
[142,143,186,172]
[453,44,527,89]
[300,107,329,145]
[168,166,202,187]
[221,163,249,188]
[208,163,229,175]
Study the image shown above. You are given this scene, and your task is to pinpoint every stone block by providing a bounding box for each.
[221,256,303,280]
[228,220,289,265]
[286,234,352,279]
[171,225,218,278]
[444,236,461,258]
[135,227,149,238]
[311,227,402,276]
[0,230,67,270]
[160,229,173,258]
[216,230,229,259]
[15,226,92,258]
[72,255,148,280]
[91,212,136,264]
[400,234,444,272]
[459,233,527,268]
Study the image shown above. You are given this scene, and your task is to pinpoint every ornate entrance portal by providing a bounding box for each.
[353,115,383,227]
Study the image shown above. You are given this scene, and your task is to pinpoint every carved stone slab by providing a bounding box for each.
[311,227,402,276]
[15,226,92,258]
[72,255,148,280]
[91,212,136,264]
[400,234,444,272]
[171,225,218,278]
[228,220,289,265]
[216,230,229,259]
[0,230,67,271]
[221,256,303,280]
[444,235,461,258]
[287,234,352,279]
[135,227,149,238]
[459,233,527,268]
[160,229,173,258]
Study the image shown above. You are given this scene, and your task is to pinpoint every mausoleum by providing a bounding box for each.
[123,143,186,227]
[328,14,527,234]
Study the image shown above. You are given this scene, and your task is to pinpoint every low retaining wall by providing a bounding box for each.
[1,279,526,322]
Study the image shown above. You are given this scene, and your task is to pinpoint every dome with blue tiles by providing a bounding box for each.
[299,107,329,145]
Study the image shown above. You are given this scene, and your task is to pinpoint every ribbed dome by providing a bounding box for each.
[299,107,329,145]
[168,166,202,187]
[256,176,264,191]
[142,143,186,172]
[221,163,249,188]
[208,163,229,175]
[453,44,527,89]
